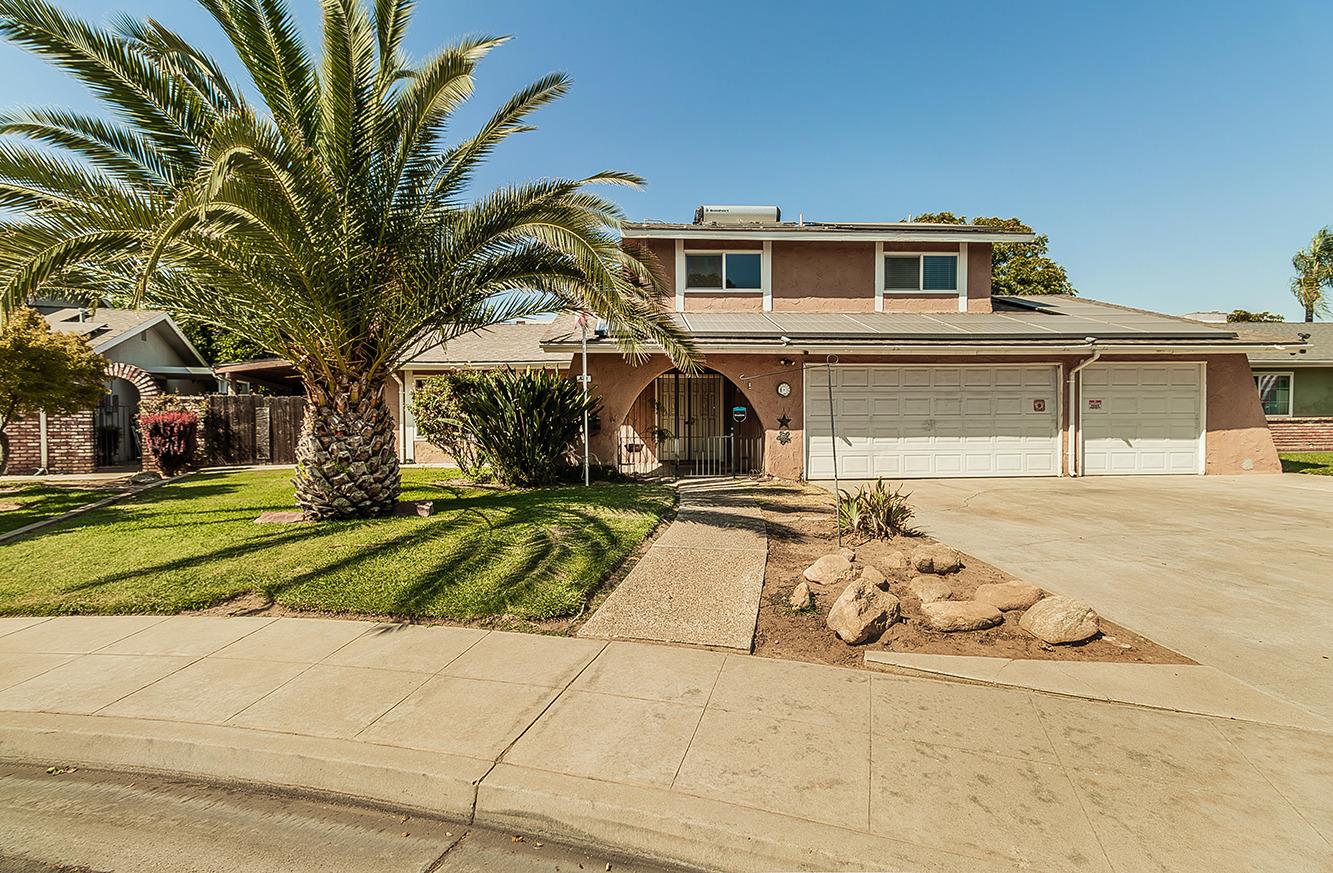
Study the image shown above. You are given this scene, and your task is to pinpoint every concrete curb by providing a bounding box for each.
[0,711,488,820]
[864,651,1332,733]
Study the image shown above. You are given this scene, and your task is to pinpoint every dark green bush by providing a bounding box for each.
[452,368,600,487]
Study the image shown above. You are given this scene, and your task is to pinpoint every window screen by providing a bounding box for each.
[884,256,919,290]
[725,253,761,289]
[922,255,958,291]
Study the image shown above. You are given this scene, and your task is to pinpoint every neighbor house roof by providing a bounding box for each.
[44,307,210,369]
[620,220,1035,244]
[1240,322,1333,364]
[542,296,1300,353]
[402,321,570,368]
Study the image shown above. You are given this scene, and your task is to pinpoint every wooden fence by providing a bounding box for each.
[205,395,306,465]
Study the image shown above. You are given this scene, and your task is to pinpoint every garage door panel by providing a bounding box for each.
[1082,364,1201,475]
[806,365,1060,479]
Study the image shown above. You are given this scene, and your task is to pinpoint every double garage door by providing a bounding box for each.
[805,364,1203,479]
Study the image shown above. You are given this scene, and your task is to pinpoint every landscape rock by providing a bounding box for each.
[129,471,162,485]
[858,564,888,590]
[1019,596,1100,644]
[908,575,952,603]
[838,546,856,561]
[803,553,854,585]
[394,500,435,517]
[913,544,962,575]
[0,501,21,512]
[879,550,910,572]
[826,578,900,645]
[974,581,1043,612]
[788,581,815,611]
[920,600,1003,633]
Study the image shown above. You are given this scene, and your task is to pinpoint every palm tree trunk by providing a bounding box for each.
[294,373,401,520]
[1306,304,1315,323]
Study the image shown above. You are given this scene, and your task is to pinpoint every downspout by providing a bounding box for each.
[1066,340,1101,478]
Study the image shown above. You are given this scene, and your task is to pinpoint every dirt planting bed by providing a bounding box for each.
[752,481,1191,669]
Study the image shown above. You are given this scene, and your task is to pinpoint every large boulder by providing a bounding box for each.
[1019,596,1100,644]
[921,601,1003,633]
[974,581,1043,612]
[788,581,815,611]
[804,553,854,585]
[859,564,888,590]
[826,578,901,645]
[913,544,962,575]
[909,575,952,604]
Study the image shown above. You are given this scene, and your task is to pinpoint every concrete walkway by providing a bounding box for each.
[1,615,1329,873]
[578,481,766,650]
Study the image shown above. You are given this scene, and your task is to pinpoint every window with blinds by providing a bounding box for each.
[883,254,959,293]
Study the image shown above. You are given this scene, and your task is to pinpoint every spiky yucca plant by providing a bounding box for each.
[0,0,692,518]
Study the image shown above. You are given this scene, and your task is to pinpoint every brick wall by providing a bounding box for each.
[1267,417,1333,452]
[2,411,97,474]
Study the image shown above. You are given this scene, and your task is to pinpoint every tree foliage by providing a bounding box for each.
[1291,227,1333,323]
[140,409,198,475]
[1226,309,1284,323]
[0,306,106,469]
[409,370,487,479]
[913,212,1076,296]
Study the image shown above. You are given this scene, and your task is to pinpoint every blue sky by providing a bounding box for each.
[1,0,1329,319]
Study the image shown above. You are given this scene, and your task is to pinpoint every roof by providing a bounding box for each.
[403,321,570,368]
[44,307,209,368]
[542,296,1296,352]
[1239,322,1333,363]
[620,220,1035,244]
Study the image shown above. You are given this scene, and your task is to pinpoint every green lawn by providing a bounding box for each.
[1279,452,1333,475]
[0,484,112,536]
[0,469,673,620]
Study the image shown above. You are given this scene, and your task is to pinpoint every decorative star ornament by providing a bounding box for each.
[777,414,792,429]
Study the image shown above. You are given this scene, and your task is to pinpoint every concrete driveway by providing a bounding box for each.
[838,474,1333,721]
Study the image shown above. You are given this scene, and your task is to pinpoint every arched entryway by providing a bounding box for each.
[96,362,161,469]
[617,368,764,477]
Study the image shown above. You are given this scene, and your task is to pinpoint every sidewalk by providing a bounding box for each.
[0,615,1329,872]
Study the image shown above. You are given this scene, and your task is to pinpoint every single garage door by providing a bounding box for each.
[806,365,1061,478]
[1080,363,1203,475]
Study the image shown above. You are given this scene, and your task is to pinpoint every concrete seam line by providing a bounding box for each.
[669,652,726,789]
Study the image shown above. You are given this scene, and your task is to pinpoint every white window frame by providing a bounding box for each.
[1253,370,1294,418]
[874,244,969,312]
[674,240,774,311]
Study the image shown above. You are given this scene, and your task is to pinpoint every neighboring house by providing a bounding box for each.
[1243,322,1333,451]
[538,205,1290,480]
[4,309,215,474]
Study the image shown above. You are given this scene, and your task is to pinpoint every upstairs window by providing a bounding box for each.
[884,254,959,293]
[1254,372,1293,416]
[685,252,762,290]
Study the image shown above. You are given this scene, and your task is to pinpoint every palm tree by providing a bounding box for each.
[0,0,692,518]
[1291,227,1333,322]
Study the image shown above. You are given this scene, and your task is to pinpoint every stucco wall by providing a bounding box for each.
[584,351,1280,480]
[1253,365,1333,416]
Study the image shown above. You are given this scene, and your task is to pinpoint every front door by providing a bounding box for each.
[655,372,723,464]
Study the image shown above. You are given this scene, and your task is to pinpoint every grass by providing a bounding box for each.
[0,484,112,536]
[0,468,674,620]
[1279,452,1333,475]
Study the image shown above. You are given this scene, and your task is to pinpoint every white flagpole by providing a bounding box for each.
[578,312,591,487]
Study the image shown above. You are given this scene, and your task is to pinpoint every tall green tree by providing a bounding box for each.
[913,212,1077,296]
[0,307,107,471]
[1226,309,1284,323]
[1291,227,1333,322]
[0,0,691,519]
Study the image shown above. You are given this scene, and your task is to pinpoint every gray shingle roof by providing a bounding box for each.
[404,321,570,367]
[43,307,167,349]
[1240,322,1333,363]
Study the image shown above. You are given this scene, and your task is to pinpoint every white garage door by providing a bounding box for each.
[1080,363,1203,475]
[806,365,1061,479]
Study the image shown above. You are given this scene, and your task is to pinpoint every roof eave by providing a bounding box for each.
[620,226,1035,244]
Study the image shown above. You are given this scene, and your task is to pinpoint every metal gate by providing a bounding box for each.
[618,434,763,478]
[95,391,139,467]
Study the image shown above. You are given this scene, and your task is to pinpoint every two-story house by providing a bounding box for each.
[529,205,1287,481]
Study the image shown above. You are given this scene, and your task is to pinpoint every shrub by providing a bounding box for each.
[453,368,599,487]
[409,372,487,479]
[140,411,199,476]
[837,479,920,540]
